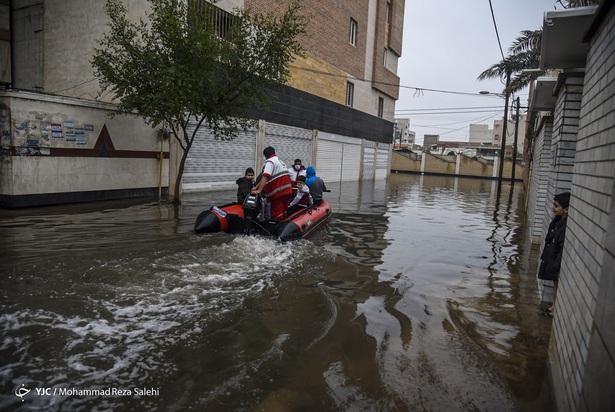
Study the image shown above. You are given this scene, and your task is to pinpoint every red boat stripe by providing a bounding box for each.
[212,210,228,232]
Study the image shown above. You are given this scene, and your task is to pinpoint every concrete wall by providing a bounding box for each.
[0,90,167,208]
[390,151,420,172]
[424,153,455,174]
[458,154,493,177]
[390,152,522,181]
[550,5,615,411]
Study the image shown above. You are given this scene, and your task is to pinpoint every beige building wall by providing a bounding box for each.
[289,56,347,105]
[11,0,150,102]
[469,124,492,144]
[390,152,522,180]
[458,155,493,177]
[0,91,167,203]
[246,0,403,122]
[390,151,420,172]
[424,153,455,174]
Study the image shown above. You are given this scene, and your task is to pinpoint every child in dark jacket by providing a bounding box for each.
[236,168,255,204]
[538,192,570,317]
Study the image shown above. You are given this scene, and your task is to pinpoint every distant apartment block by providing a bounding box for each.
[393,118,415,149]
[469,124,492,144]
[469,115,526,159]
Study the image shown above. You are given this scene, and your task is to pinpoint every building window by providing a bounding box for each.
[378,97,384,118]
[383,48,388,66]
[193,1,236,39]
[346,82,354,107]
[349,18,357,46]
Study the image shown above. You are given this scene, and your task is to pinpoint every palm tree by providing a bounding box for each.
[478,29,543,95]
[478,0,600,94]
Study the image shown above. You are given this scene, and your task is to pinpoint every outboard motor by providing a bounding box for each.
[242,194,261,234]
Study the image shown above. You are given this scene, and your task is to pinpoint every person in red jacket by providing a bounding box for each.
[251,146,293,219]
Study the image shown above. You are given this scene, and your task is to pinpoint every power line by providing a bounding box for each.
[487,0,506,61]
[396,106,503,112]
[402,112,502,130]
[397,110,503,115]
[49,78,99,94]
[289,65,484,97]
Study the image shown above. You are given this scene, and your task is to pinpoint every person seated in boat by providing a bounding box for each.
[236,167,255,204]
[288,158,307,191]
[287,175,313,215]
[305,166,327,206]
[251,146,293,220]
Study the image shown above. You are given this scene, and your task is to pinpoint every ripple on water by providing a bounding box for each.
[0,235,334,410]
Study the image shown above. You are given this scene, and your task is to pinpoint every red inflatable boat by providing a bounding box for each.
[194,195,332,242]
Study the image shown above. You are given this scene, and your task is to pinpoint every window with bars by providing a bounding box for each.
[190,0,236,39]
[346,82,354,107]
[378,97,384,118]
[349,18,357,46]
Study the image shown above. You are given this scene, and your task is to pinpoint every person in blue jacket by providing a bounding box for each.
[305,166,327,206]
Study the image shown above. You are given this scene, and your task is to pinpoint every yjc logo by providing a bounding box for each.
[15,384,31,402]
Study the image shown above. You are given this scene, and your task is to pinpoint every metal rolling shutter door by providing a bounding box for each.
[375,144,390,179]
[341,142,362,181]
[363,140,376,180]
[264,123,312,170]
[316,138,343,182]
[184,121,257,189]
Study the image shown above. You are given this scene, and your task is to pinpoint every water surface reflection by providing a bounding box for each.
[0,174,553,411]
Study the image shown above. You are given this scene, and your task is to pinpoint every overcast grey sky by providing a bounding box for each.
[396,0,559,144]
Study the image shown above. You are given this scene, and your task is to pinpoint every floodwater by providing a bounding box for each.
[0,174,554,411]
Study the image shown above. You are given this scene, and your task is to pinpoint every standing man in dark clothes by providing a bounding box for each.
[538,192,570,317]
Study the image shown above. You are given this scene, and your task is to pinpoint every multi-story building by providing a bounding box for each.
[423,134,439,151]
[524,3,615,410]
[468,123,492,145]
[0,0,405,207]
[244,0,403,122]
[492,114,526,160]
[393,118,415,149]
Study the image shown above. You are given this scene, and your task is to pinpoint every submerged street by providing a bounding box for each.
[0,174,554,411]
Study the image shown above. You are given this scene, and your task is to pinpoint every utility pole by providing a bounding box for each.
[511,97,520,186]
[496,67,511,197]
